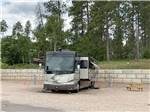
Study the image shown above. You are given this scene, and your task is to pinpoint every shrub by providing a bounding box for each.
[143,49,150,59]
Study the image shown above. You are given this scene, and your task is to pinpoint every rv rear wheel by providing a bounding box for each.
[90,81,95,88]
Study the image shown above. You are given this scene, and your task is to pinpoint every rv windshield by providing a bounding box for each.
[46,56,74,72]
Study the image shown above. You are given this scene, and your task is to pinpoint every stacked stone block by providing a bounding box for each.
[1,69,150,83]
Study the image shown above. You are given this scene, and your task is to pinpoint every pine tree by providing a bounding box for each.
[0,20,8,37]
[35,3,44,29]
[69,1,90,39]
[87,2,107,60]
[139,2,150,58]
[44,0,67,50]
[112,2,124,59]
[0,20,8,32]
[12,21,23,36]
[24,20,31,37]
[88,1,117,60]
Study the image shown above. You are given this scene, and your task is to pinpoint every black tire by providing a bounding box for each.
[51,90,56,92]
[42,89,46,93]
[90,81,95,88]
[42,88,50,93]
[74,83,80,93]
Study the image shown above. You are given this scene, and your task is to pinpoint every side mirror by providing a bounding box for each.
[77,65,80,70]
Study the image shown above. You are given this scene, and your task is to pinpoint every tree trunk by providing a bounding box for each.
[58,1,62,47]
[54,41,57,51]
[105,17,110,61]
[135,13,140,60]
[22,56,25,64]
[86,1,89,28]
[81,8,84,36]
[106,27,110,61]
[38,3,43,27]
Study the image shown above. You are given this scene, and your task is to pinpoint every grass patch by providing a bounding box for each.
[99,59,150,69]
[1,63,39,69]
[1,59,150,69]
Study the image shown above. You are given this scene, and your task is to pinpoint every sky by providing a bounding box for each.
[0,0,72,36]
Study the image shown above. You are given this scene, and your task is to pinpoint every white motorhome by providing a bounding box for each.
[43,50,98,92]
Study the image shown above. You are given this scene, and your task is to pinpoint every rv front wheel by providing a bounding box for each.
[75,83,80,93]
[51,90,56,92]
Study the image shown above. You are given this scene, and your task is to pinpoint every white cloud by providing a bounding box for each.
[1,0,49,3]
[1,0,72,36]
[1,1,40,36]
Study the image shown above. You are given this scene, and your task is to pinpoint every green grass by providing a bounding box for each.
[1,63,39,69]
[1,59,150,69]
[99,59,150,69]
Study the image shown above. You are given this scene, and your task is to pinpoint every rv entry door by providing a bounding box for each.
[79,57,89,79]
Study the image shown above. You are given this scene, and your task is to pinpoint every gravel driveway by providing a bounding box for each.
[1,80,150,112]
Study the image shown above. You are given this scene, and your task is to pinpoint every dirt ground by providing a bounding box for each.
[1,80,150,112]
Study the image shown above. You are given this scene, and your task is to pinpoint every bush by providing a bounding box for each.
[143,49,150,59]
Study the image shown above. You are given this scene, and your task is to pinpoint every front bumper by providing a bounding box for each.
[43,83,78,91]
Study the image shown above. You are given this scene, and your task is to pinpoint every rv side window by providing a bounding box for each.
[80,60,88,69]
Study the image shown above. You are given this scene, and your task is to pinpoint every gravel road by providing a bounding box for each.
[1,80,150,112]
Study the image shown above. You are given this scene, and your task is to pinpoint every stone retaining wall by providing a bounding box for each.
[98,69,150,84]
[1,69,150,83]
[1,69,44,80]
